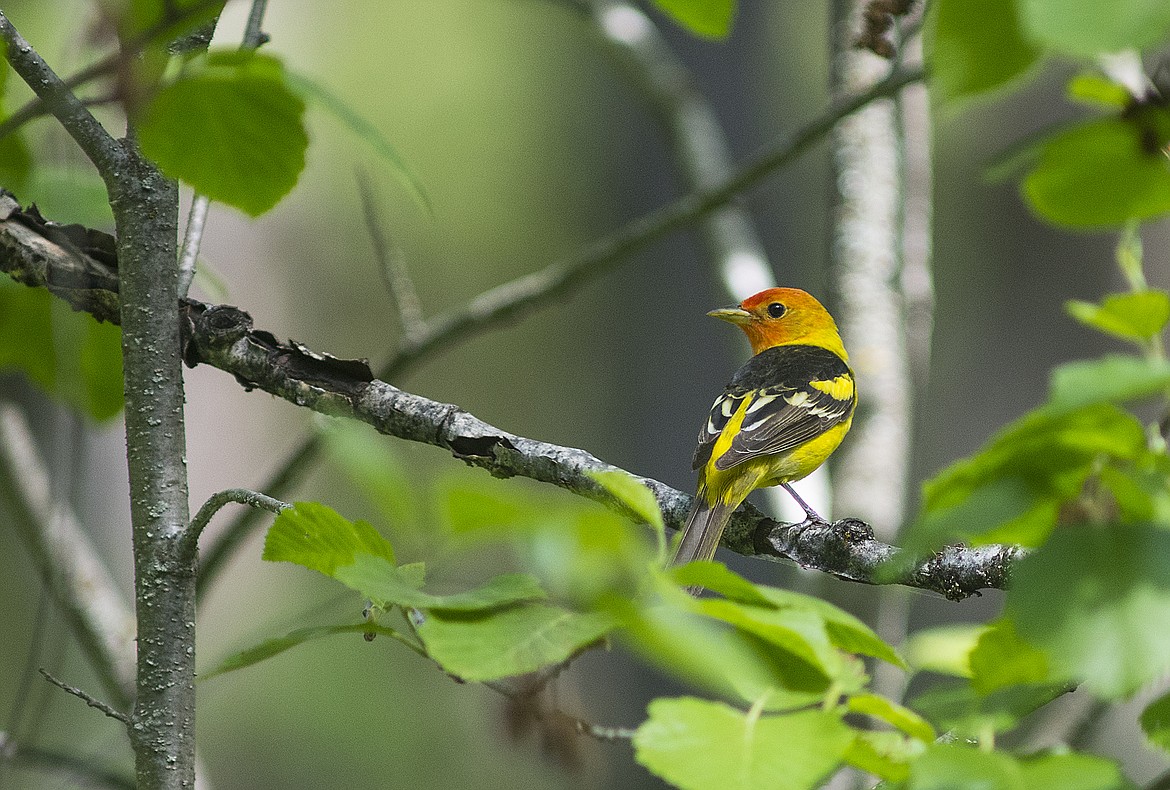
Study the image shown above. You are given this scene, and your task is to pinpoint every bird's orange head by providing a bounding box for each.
[707,287,848,359]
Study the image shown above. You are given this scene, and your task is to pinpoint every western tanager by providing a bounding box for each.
[673,287,855,570]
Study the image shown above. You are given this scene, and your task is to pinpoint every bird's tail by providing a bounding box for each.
[672,493,736,595]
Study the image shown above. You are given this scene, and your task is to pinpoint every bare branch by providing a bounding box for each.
[0,197,1018,595]
[0,12,123,176]
[176,301,1018,599]
[387,65,923,376]
[177,194,211,299]
[0,406,136,708]
[183,487,289,557]
[37,670,130,726]
[357,171,427,342]
[586,0,774,299]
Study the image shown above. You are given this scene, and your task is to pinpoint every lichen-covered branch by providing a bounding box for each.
[182,302,1017,600]
[0,187,1016,600]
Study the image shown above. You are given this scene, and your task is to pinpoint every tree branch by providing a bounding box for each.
[0,406,137,709]
[386,65,923,376]
[171,301,1015,600]
[0,12,123,176]
[37,669,130,726]
[183,487,288,557]
[0,70,1020,604]
[0,209,1019,596]
[585,0,775,299]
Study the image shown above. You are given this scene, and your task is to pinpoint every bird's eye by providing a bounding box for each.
[767,302,786,318]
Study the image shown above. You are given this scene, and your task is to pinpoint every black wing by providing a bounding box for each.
[692,345,855,472]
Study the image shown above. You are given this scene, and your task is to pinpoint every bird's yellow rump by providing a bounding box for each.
[673,287,856,576]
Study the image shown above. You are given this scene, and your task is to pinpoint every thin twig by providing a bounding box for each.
[0,0,228,143]
[0,13,123,175]
[587,0,774,299]
[196,439,315,598]
[386,65,923,378]
[177,194,210,298]
[357,170,427,342]
[37,670,130,726]
[243,0,270,50]
[183,487,288,558]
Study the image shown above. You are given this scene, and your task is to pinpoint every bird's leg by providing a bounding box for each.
[781,483,830,525]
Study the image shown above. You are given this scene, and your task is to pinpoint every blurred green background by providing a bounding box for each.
[2,0,1168,787]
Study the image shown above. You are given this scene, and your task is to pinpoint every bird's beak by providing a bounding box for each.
[706,306,754,325]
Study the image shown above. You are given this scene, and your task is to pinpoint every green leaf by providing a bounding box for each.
[1099,461,1170,526]
[924,0,1041,107]
[903,624,987,677]
[1022,114,1170,228]
[101,0,226,42]
[846,694,936,742]
[417,603,614,681]
[633,698,853,790]
[590,470,665,551]
[669,561,776,606]
[910,682,1065,737]
[1018,0,1170,57]
[1141,689,1170,753]
[1067,290,1170,341]
[334,554,547,611]
[1008,522,1170,696]
[668,562,904,667]
[649,0,736,39]
[757,587,904,668]
[137,50,307,217]
[911,404,1146,548]
[0,279,124,420]
[612,586,826,709]
[283,71,430,214]
[968,619,1049,695]
[1068,74,1135,109]
[692,598,838,688]
[200,622,403,681]
[263,501,395,573]
[1018,753,1127,790]
[844,730,920,782]
[908,745,1126,790]
[908,743,1023,790]
[1050,355,1170,411]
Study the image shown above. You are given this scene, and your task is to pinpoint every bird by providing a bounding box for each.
[672,287,856,577]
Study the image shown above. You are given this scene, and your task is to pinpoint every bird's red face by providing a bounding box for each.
[707,287,844,357]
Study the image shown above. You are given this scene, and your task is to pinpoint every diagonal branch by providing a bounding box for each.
[0,12,123,176]
[0,199,1019,598]
[178,300,1018,599]
[386,65,923,375]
